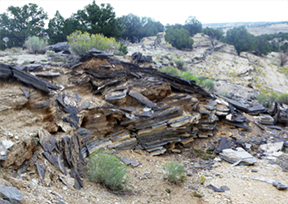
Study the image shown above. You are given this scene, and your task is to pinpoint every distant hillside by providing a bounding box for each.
[203,21,288,36]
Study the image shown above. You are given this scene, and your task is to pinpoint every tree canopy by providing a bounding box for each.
[74,1,118,37]
[0,3,48,49]
[225,26,256,55]
[164,26,194,50]
[184,16,202,36]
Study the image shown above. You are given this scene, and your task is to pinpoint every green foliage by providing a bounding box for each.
[254,36,273,56]
[87,151,129,192]
[163,161,185,184]
[257,92,278,108]
[277,93,288,104]
[225,26,256,55]
[200,79,215,92]
[174,59,185,69]
[24,36,47,54]
[47,11,84,44]
[74,1,118,38]
[159,66,199,83]
[184,16,202,36]
[164,26,194,50]
[118,43,128,55]
[0,3,48,49]
[203,27,224,41]
[67,31,120,55]
[117,14,164,43]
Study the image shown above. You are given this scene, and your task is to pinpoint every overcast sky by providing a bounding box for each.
[0,0,287,26]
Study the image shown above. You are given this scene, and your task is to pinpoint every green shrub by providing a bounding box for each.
[163,161,185,184]
[67,31,121,55]
[117,43,128,55]
[45,50,55,57]
[257,92,278,108]
[87,151,129,192]
[174,59,185,69]
[201,79,215,92]
[276,93,288,104]
[24,36,47,54]
[160,66,199,83]
[164,26,194,50]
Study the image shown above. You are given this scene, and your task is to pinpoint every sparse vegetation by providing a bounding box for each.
[67,31,121,55]
[163,161,186,184]
[24,36,47,54]
[257,92,278,108]
[276,93,288,104]
[87,151,129,192]
[174,58,185,69]
[200,79,215,93]
[45,50,55,57]
[159,66,199,83]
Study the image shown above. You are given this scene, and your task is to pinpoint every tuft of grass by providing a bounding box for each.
[160,66,199,83]
[174,58,185,69]
[276,93,288,104]
[201,79,215,93]
[163,161,186,184]
[41,59,47,62]
[257,92,278,108]
[87,151,129,192]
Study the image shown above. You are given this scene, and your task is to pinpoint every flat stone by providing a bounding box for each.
[0,184,23,203]
[220,147,257,165]
[260,142,284,154]
[119,157,140,168]
[268,126,282,131]
[2,140,14,149]
[273,181,288,190]
[220,185,230,191]
[207,184,224,192]
[253,176,277,184]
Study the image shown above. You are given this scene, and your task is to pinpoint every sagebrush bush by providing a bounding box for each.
[87,151,129,192]
[201,79,215,92]
[67,31,121,55]
[174,59,185,69]
[276,93,288,104]
[163,161,185,184]
[257,92,278,108]
[45,50,55,57]
[24,36,47,54]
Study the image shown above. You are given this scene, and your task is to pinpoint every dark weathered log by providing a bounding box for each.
[0,63,12,78]
[12,68,61,93]
[129,91,158,110]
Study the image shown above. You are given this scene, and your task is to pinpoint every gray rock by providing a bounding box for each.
[0,185,23,203]
[220,185,230,191]
[220,147,257,165]
[273,181,288,190]
[0,144,7,161]
[260,142,284,154]
[207,184,224,192]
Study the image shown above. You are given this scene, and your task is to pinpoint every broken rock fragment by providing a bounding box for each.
[219,147,257,165]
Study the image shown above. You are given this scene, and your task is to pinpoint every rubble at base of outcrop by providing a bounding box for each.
[1,50,288,192]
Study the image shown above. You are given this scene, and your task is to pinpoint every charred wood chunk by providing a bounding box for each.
[19,87,30,98]
[38,129,58,153]
[129,91,158,110]
[63,114,79,128]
